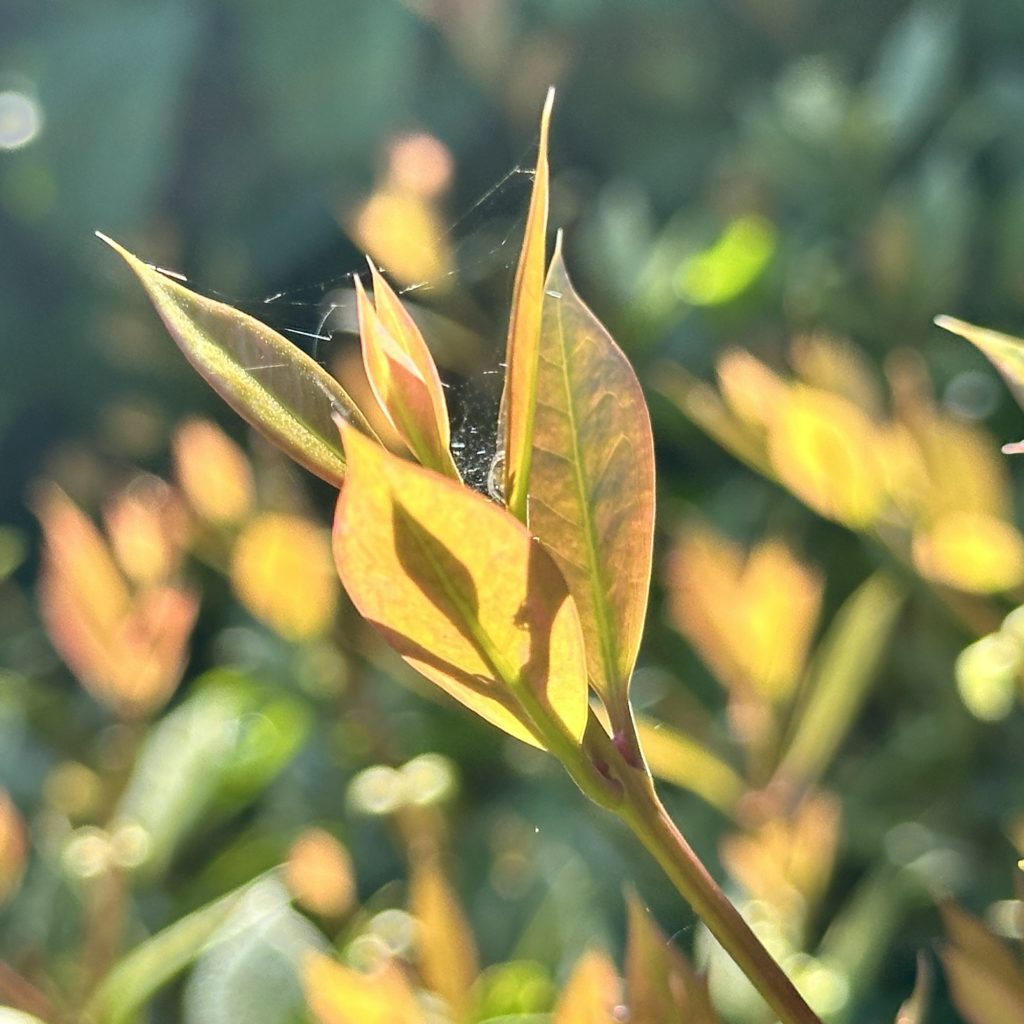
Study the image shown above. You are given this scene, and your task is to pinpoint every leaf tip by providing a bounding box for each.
[934,314,967,336]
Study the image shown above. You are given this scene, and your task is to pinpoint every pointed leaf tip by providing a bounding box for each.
[100,235,373,486]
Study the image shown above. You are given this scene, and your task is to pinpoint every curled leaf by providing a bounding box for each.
[333,424,588,749]
[98,233,373,486]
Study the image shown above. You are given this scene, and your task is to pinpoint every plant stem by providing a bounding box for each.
[580,717,823,1024]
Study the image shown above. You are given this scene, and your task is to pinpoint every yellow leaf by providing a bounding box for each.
[333,424,588,749]
[172,418,254,525]
[230,513,339,641]
[410,857,479,1022]
[767,385,888,527]
[98,233,374,487]
[355,267,460,478]
[500,87,554,520]
[528,238,655,710]
[912,511,1024,594]
[553,950,622,1024]
[304,953,425,1024]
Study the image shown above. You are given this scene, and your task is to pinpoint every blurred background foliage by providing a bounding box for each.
[3,1,1024,1022]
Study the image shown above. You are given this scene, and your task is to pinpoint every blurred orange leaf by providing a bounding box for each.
[333,424,588,749]
[285,828,356,919]
[104,475,187,586]
[528,238,655,709]
[553,949,622,1024]
[0,788,27,906]
[355,267,460,478]
[410,856,479,1021]
[501,87,553,520]
[626,891,721,1024]
[304,953,425,1024]
[172,418,254,525]
[98,233,374,487]
[940,903,1024,1024]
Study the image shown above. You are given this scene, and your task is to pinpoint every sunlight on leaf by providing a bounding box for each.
[552,949,622,1024]
[529,236,655,708]
[501,87,554,520]
[410,856,479,1023]
[936,315,1024,416]
[172,418,254,525]
[98,233,373,486]
[912,510,1024,594]
[333,424,588,749]
[230,512,339,641]
[355,266,460,477]
[304,953,426,1024]
[676,214,776,306]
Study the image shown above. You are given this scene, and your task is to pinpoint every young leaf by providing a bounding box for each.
[500,87,554,519]
[553,949,622,1024]
[936,315,1024,419]
[529,236,655,708]
[97,233,373,487]
[626,891,722,1024]
[410,856,479,1022]
[304,954,425,1024]
[333,423,588,749]
[355,268,460,478]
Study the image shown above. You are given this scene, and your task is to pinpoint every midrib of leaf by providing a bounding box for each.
[543,291,620,696]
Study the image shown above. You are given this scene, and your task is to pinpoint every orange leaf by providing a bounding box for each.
[332,424,588,749]
[304,953,425,1024]
[553,950,622,1024]
[410,857,479,1022]
[355,267,460,478]
[626,891,722,1024]
[500,88,554,520]
[172,418,254,525]
[529,237,655,707]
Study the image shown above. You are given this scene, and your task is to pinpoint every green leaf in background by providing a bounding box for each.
[183,877,324,1024]
[86,878,256,1024]
[774,572,905,793]
[98,234,374,486]
[114,671,309,879]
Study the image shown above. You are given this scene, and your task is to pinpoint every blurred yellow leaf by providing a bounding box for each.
[410,857,479,1021]
[528,237,655,709]
[0,788,27,906]
[626,891,721,1024]
[285,828,356,919]
[304,953,425,1024]
[553,949,622,1024]
[716,348,786,428]
[721,792,840,936]
[99,234,374,487]
[355,267,460,478]
[912,511,1024,593]
[635,718,744,814]
[333,424,588,750]
[501,87,553,520]
[172,418,254,525]
[677,214,776,306]
[940,903,1024,1024]
[104,475,187,586]
[767,385,888,527]
[230,513,339,641]
[789,333,884,417]
[665,525,822,703]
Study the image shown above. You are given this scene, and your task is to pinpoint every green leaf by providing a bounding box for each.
[500,88,554,520]
[333,424,588,750]
[528,236,655,710]
[98,233,374,486]
[774,572,904,791]
[86,880,254,1024]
